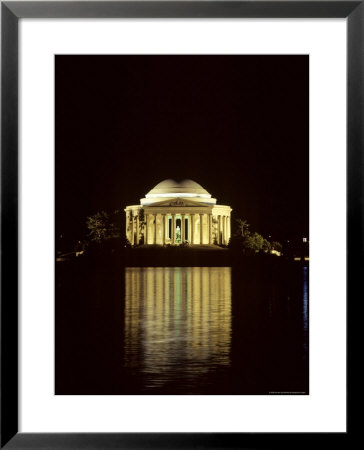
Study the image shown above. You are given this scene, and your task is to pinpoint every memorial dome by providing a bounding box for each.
[146,179,211,198]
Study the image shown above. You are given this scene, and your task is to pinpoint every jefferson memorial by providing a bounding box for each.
[124,179,232,246]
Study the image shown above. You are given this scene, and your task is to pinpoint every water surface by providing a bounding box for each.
[56,263,308,395]
[124,267,232,392]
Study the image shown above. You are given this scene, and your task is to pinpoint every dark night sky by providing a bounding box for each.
[56,55,308,243]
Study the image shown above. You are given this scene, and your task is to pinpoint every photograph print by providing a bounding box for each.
[55,55,309,395]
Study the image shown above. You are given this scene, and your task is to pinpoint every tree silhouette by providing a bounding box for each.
[86,210,121,243]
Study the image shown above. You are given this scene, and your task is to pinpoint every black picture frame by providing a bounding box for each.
[1,1,356,448]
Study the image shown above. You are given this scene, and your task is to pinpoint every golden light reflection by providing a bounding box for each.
[124,267,232,388]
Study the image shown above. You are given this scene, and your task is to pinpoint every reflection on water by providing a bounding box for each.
[124,267,231,390]
[56,262,309,394]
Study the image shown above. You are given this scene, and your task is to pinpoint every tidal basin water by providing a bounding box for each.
[56,264,308,395]
[124,267,232,392]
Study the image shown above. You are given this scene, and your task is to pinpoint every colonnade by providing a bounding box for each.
[127,211,231,246]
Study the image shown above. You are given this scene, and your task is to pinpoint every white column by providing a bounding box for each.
[209,214,213,244]
[221,215,224,245]
[220,215,224,244]
[131,214,135,246]
[227,215,230,243]
[161,214,166,245]
[218,215,221,244]
[136,213,139,245]
[154,214,157,244]
[145,214,148,245]
[166,215,169,242]
[223,216,227,245]
[225,216,228,244]
[191,214,194,245]
[182,214,186,243]
[200,214,204,245]
[216,215,219,244]
[172,214,176,244]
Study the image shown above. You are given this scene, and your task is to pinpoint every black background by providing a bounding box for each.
[56,55,308,243]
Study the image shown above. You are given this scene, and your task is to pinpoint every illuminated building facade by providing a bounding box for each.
[124,179,232,246]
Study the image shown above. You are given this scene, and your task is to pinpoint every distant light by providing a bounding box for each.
[294,257,301,261]
[303,237,308,242]
[304,257,309,261]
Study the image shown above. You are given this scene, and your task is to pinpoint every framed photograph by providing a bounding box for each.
[1,1,355,448]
